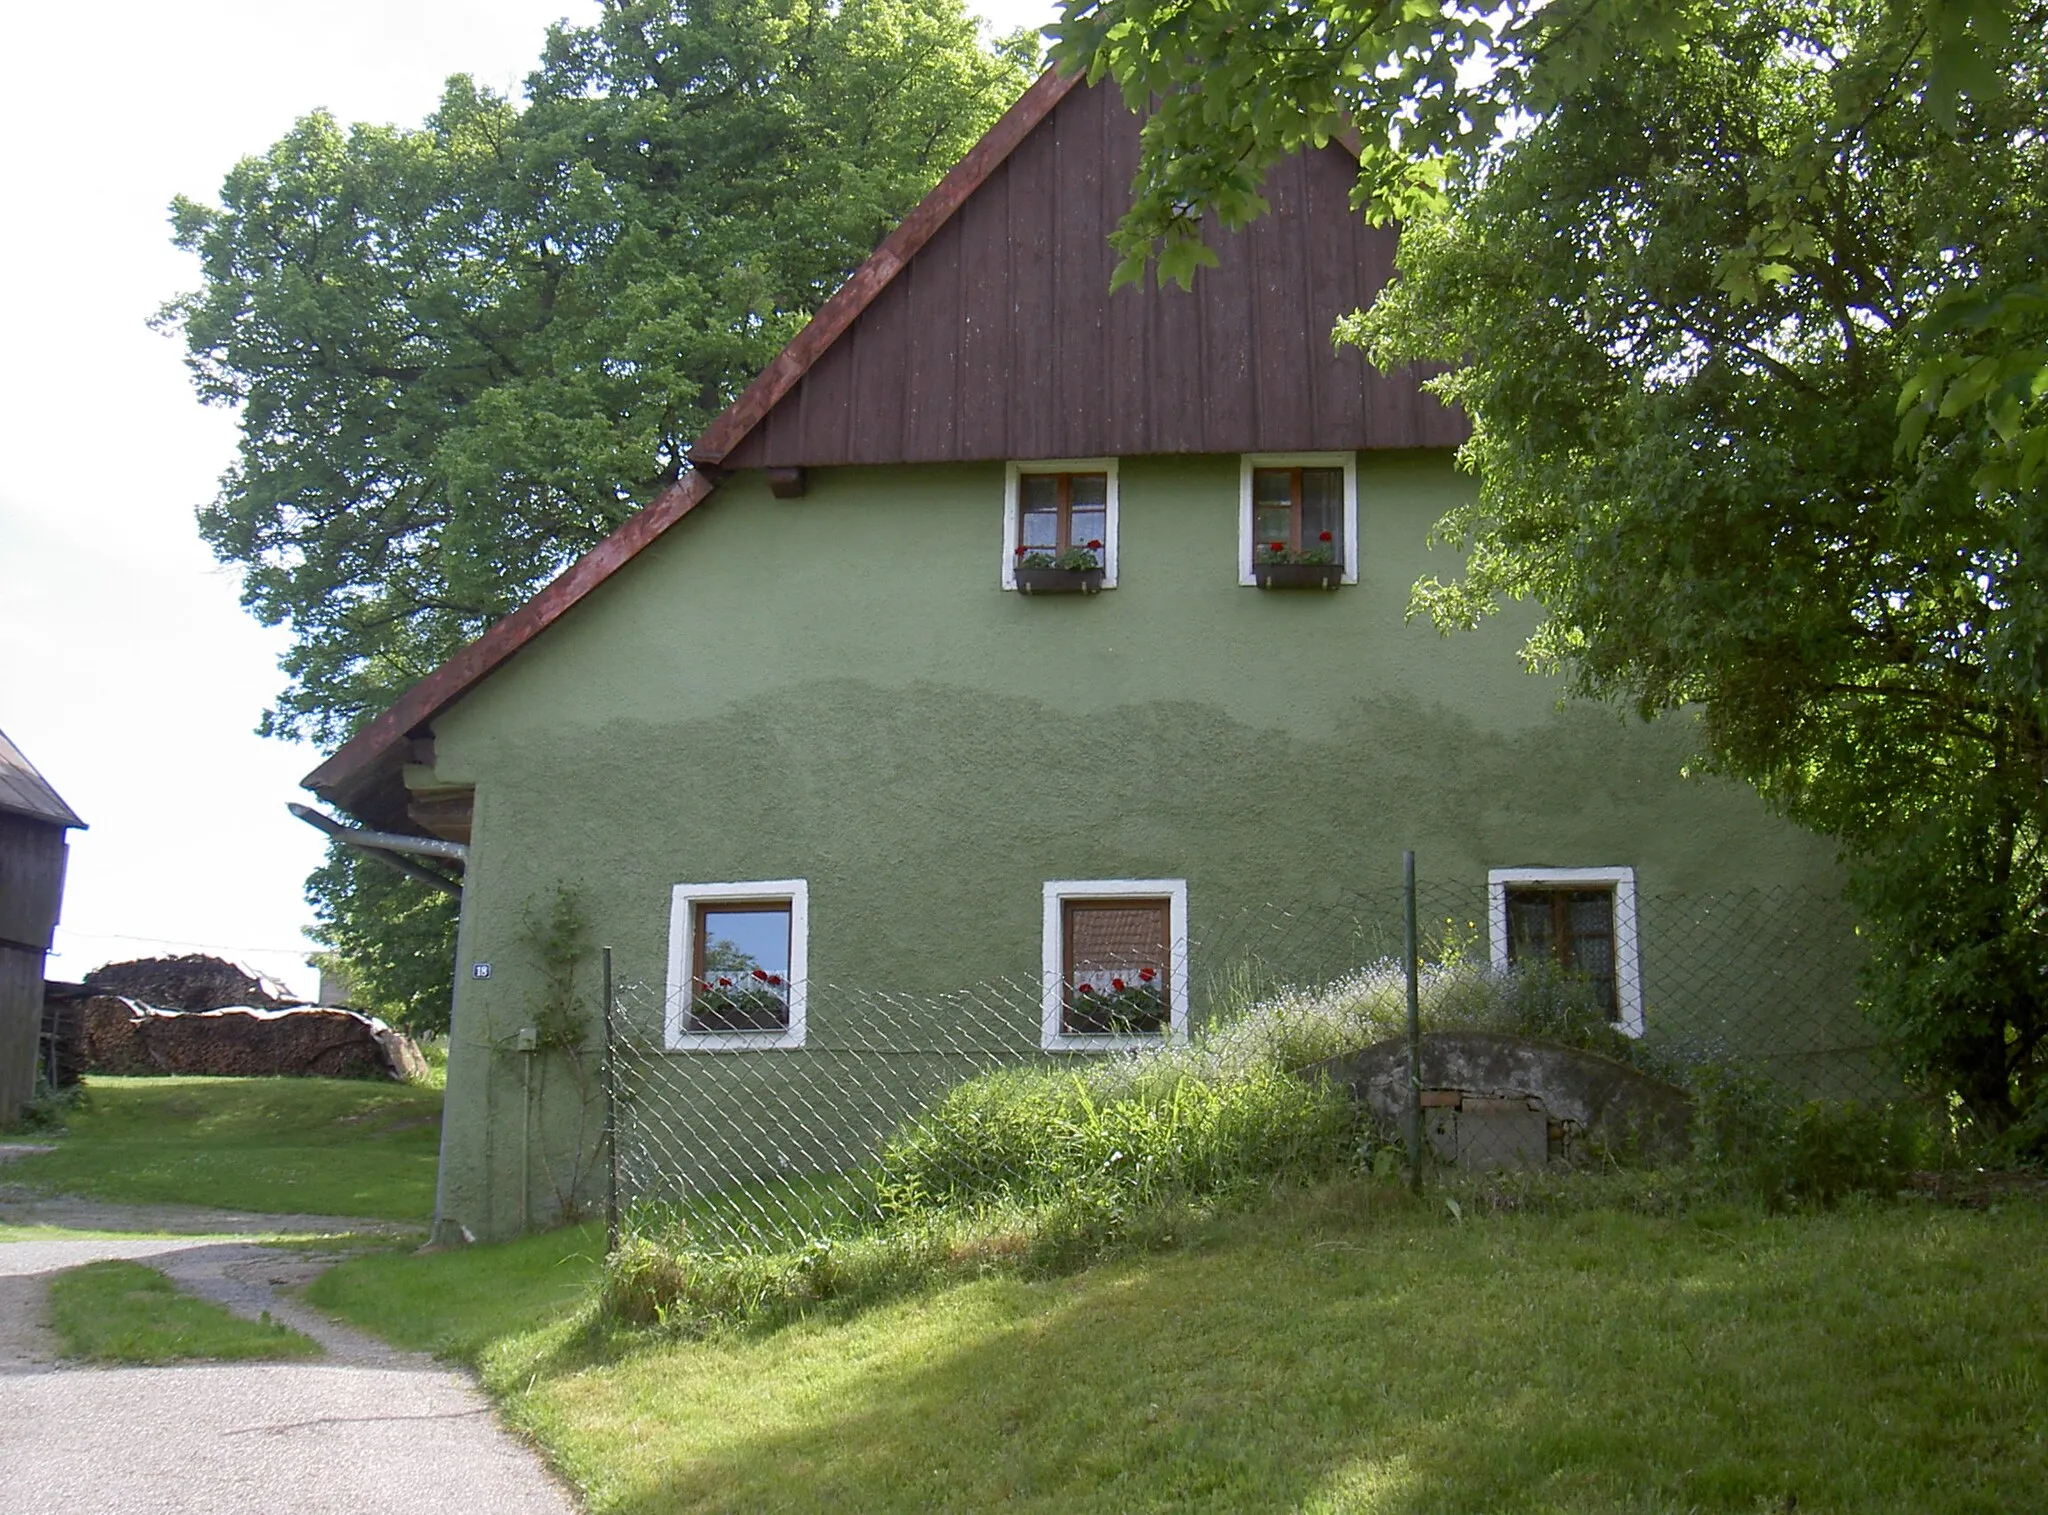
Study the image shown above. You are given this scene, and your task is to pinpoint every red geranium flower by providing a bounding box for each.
[1014,544,1027,555]
[752,968,769,981]
[1270,540,1285,553]
[1319,530,1333,542]
[1087,539,1103,550]
[768,974,783,986]
[699,980,713,992]
[718,977,733,987]
[1077,983,1095,995]
[1111,977,1126,991]
[1138,967,1156,983]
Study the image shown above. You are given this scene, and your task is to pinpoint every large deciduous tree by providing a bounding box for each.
[1058,0,2048,1134]
[166,0,1034,1029]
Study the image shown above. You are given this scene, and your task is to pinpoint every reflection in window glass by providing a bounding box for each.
[1019,475,1060,550]
[1250,465,1344,557]
[1062,899,1170,1035]
[1505,887,1618,1020]
[1300,469,1342,549]
[690,903,792,1031]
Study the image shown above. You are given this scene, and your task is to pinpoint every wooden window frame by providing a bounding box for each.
[1238,453,1358,586]
[664,878,810,1050]
[1002,458,1119,590]
[1041,878,1189,1051]
[1486,867,1643,1036]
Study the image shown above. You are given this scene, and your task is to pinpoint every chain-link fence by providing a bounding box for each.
[598,874,1890,1250]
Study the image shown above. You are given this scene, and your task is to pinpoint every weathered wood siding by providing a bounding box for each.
[0,812,67,952]
[0,945,44,1122]
[723,81,1463,468]
[0,813,68,1120]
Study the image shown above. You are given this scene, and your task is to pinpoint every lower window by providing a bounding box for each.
[665,879,809,1049]
[1041,879,1189,1051]
[1486,867,1642,1035]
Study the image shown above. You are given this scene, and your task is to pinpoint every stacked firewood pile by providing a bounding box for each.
[41,955,426,1084]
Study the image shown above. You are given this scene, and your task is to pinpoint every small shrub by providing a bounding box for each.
[1687,1065,1934,1208]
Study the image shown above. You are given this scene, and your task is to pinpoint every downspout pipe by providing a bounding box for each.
[288,802,465,895]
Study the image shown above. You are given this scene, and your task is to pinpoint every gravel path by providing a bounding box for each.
[0,1197,580,1514]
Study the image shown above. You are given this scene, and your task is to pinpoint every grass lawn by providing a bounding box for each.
[311,1184,2048,1514]
[4,1076,442,1220]
[48,1259,323,1363]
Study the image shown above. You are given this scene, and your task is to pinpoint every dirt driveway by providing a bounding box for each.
[0,1184,578,1514]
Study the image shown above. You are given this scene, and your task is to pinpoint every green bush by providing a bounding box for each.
[1687,1066,1934,1208]
[875,1061,1358,1215]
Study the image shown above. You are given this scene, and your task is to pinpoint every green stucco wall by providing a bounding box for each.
[422,453,1847,1240]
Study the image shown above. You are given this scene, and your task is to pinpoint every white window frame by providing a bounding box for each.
[1041,878,1190,1052]
[1002,458,1120,590]
[1487,866,1643,1037]
[1238,453,1359,586]
[665,878,809,1051]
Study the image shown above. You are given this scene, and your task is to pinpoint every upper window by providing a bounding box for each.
[1041,878,1189,1051]
[1239,454,1358,586]
[665,879,810,1050]
[1487,867,1643,1036]
[1002,459,1119,590]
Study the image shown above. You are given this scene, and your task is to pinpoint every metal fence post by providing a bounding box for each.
[1404,850,1423,1194]
[602,945,620,1255]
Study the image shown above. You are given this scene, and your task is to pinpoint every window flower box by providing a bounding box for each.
[1014,542,1105,595]
[1251,561,1343,590]
[1252,532,1342,590]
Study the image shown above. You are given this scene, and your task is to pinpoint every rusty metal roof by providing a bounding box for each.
[0,727,85,829]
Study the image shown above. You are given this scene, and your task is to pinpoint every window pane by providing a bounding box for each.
[1069,506,1107,549]
[1301,468,1343,555]
[1505,885,1619,1021]
[1067,474,1108,509]
[1505,891,1556,963]
[1063,900,1169,1035]
[1253,503,1293,550]
[1252,469,1292,510]
[1019,475,1059,550]
[691,904,791,1031]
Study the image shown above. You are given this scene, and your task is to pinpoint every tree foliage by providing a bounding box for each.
[1057,0,2048,1130]
[168,0,1034,1018]
[307,845,462,1035]
[166,0,1035,745]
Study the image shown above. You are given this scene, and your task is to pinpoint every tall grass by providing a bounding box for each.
[601,953,1938,1331]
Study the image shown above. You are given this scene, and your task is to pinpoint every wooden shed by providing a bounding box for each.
[0,728,84,1123]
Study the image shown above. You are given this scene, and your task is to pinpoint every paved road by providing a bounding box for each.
[0,1217,579,1514]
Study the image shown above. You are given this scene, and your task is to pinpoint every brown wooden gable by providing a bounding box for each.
[712,80,1464,469]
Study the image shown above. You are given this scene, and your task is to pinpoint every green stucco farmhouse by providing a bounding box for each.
[305,71,1849,1243]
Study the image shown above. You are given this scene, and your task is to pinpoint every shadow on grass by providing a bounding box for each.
[525,1190,2048,1515]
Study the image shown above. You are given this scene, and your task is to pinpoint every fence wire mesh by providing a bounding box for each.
[603,882,1890,1249]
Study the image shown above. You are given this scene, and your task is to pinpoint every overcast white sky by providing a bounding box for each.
[0,0,1056,997]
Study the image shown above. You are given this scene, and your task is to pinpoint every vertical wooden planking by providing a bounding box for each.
[712,82,1466,467]
[1197,214,1256,452]
[904,209,966,460]
[1101,86,1151,453]
[1005,87,1061,460]
[846,270,913,464]
[1353,217,1409,448]
[1250,156,1313,451]
[789,315,856,466]
[0,944,43,1125]
[1304,145,1367,448]
[1051,82,1110,457]
[956,158,1012,461]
